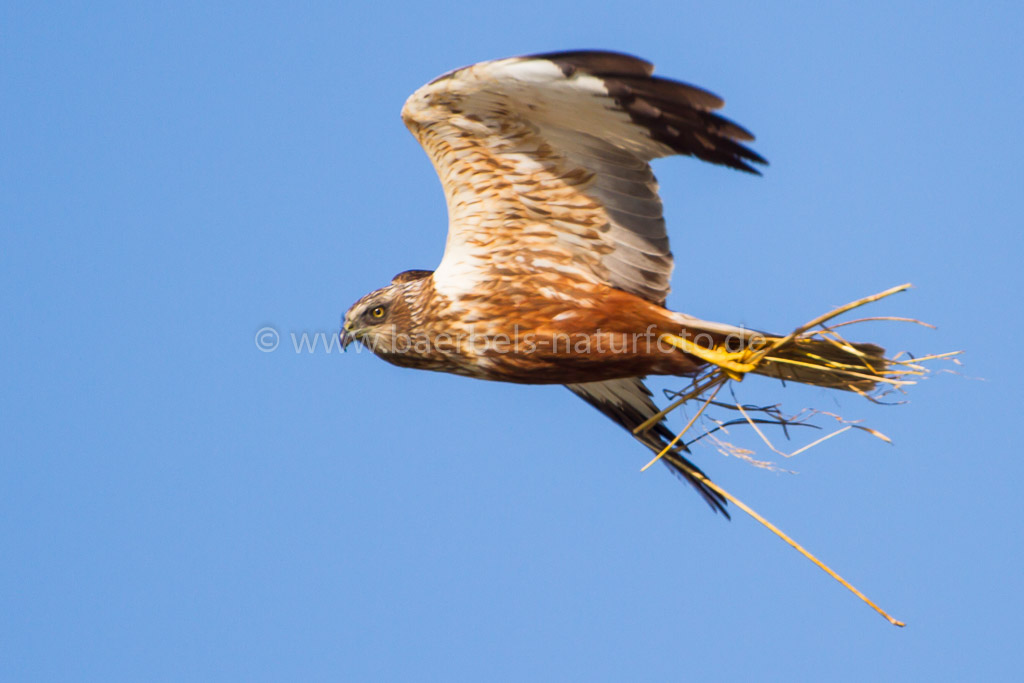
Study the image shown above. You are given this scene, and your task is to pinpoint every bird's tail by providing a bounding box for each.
[745,336,889,392]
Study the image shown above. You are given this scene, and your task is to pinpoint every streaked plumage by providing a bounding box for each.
[341,51,887,515]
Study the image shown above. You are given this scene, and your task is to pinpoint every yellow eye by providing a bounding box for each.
[370,306,386,319]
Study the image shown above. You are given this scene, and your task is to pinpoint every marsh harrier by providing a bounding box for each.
[341,51,888,515]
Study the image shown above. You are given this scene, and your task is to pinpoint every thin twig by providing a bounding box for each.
[640,383,723,471]
[747,283,913,366]
[664,457,906,627]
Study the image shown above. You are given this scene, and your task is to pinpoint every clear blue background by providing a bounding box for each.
[3,1,1021,680]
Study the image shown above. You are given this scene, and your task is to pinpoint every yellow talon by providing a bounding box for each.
[661,333,758,380]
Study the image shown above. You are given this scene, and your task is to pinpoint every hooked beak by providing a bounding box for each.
[340,325,356,351]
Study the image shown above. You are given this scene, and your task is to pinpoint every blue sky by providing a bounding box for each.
[3,1,1022,680]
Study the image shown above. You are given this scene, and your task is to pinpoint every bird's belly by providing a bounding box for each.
[477,328,702,384]
[375,325,702,384]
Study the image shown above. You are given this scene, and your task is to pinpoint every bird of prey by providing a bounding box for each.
[341,51,888,515]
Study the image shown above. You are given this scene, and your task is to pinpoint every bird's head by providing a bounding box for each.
[340,269,433,355]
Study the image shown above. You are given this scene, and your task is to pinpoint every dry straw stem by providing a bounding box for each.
[668,455,907,627]
[639,386,907,626]
[636,283,961,627]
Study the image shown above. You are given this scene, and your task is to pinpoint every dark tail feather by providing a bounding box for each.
[752,337,890,393]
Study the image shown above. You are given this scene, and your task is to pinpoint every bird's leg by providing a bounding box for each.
[659,332,760,381]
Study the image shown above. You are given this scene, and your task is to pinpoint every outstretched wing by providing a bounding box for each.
[402,50,765,305]
[565,378,729,516]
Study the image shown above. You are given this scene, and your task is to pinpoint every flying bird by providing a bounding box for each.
[341,51,889,515]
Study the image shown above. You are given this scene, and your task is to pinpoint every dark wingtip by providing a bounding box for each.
[533,51,768,174]
[662,451,731,518]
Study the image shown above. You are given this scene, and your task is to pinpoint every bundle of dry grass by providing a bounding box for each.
[635,283,960,627]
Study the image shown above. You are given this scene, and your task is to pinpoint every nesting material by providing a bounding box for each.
[635,283,960,627]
